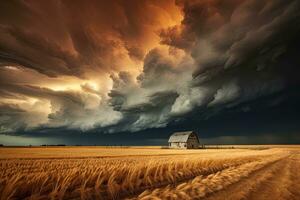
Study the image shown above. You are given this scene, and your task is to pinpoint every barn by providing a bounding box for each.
[168,131,200,149]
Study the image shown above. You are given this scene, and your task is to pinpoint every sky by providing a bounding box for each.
[0,0,300,146]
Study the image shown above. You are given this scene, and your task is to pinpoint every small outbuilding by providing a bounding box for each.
[168,131,200,149]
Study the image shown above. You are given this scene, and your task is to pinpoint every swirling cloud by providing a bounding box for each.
[0,0,299,137]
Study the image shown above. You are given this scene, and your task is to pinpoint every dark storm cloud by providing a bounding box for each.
[106,0,300,133]
[0,1,80,77]
[0,0,181,134]
[0,0,300,143]
[0,0,180,77]
[162,0,300,79]
[0,31,71,78]
[158,0,300,113]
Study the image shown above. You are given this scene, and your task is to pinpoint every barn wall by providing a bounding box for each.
[179,142,187,148]
[169,142,187,149]
[187,134,199,149]
[187,140,199,149]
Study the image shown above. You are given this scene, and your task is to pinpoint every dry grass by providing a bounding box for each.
[0,146,299,200]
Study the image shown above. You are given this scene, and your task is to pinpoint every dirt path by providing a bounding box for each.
[204,151,300,200]
[289,152,300,198]
[204,155,291,200]
[127,150,300,200]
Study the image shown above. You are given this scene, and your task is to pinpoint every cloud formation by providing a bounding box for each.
[0,0,299,135]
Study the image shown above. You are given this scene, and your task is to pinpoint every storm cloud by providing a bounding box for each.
[0,0,299,143]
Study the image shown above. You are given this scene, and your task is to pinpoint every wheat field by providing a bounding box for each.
[0,146,300,200]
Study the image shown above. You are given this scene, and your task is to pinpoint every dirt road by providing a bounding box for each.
[205,151,300,200]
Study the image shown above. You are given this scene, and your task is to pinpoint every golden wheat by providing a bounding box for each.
[0,147,299,200]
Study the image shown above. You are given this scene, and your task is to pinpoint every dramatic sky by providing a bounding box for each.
[0,0,300,145]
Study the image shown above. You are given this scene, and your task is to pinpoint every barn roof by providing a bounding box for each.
[168,131,195,143]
